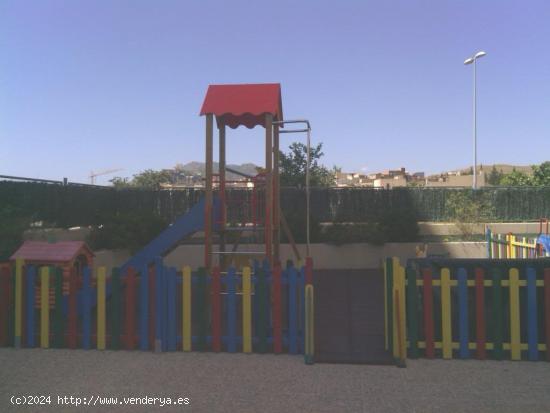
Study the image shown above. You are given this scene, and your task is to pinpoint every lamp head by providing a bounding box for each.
[464,57,474,65]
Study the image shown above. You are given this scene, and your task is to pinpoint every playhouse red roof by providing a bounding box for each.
[200,83,283,129]
[10,241,93,263]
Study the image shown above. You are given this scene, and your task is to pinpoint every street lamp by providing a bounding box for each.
[464,50,487,189]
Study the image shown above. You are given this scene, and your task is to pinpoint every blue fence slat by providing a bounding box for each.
[154,258,163,352]
[526,267,538,361]
[26,266,35,348]
[139,265,149,351]
[82,267,91,350]
[288,266,298,354]
[457,268,469,359]
[226,267,237,353]
[162,266,168,351]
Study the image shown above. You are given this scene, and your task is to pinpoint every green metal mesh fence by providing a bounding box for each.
[1,182,549,226]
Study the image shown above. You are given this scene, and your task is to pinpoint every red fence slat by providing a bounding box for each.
[125,268,137,350]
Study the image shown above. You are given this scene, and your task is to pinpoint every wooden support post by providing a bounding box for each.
[219,123,226,270]
[205,114,214,270]
[265,113,273,265]
[273,123,280,263]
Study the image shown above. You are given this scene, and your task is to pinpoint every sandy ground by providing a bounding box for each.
[1,349,550,413]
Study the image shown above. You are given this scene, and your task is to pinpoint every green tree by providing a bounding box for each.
[110,177,131,188]
[110,169,172,189]
[486,166,503,185]
[279,142,336,187]
[500,168,533,186]
[131,169,172,188]
[445,190,495,239]
[532,161,550,186]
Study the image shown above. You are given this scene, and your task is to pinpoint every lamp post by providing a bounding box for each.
[464,50,487,189]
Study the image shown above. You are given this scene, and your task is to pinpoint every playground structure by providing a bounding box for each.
[486,219,550,259]
[199,83,312,270]
[385,257,550,363]
[118,83,311,275]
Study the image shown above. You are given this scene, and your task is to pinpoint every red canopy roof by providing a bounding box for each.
[200,83,283,129]
[10,241,93,263]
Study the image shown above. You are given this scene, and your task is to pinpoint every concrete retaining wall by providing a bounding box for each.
[94,241,487,274]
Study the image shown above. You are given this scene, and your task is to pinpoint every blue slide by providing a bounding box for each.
[67,198,220,316]
[121,196,220,273]
[538,234,550,256]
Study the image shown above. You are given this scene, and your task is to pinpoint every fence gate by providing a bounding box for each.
[314,269,393,364]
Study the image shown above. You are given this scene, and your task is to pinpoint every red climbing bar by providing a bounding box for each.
[272,262,282,354]
[67,269,77,349]
[211,267,222,352]
[125,267,137,350]
[475,267,486,360]
[422,267,435,359]
[545,269,550,362]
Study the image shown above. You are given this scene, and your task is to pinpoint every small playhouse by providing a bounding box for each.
[10,241,94,285]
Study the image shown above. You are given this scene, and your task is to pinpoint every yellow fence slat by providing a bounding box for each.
[441,268,452,359]
[383,260,388,351]
[509,268,521,360]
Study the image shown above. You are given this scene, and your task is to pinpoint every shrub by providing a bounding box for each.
[87,211,168,253]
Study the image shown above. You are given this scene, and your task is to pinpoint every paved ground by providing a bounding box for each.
[1,349,550,413]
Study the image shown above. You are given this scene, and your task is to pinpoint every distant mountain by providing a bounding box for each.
[176,162,260,180]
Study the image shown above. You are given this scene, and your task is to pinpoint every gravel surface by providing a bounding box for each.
[1,348,550,413]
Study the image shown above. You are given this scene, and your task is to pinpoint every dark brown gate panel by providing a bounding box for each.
[314,269,393,364]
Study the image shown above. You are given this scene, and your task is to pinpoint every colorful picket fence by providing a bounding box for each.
[0,257,314,361]
[486,228,550,259]
[385,257,550,362]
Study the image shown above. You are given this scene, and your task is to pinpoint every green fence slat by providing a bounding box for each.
[53,267,64,348]
[406,265,419,358]
[491,267,503,360]
[110,268,121,350]
[8,267,15,346]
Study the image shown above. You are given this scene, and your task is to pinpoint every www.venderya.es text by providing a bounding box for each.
[10,395,190,408]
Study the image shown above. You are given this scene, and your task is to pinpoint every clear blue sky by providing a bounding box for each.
[2,0,549,185]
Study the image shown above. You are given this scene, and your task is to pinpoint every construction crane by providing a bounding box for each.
[89,168,124,185]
